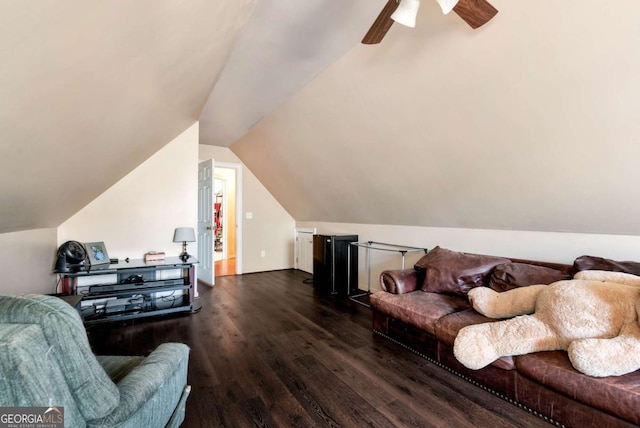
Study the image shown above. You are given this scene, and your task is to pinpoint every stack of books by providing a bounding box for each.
[144,251,166,262]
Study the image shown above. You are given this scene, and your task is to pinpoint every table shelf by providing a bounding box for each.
[56,257,197,324]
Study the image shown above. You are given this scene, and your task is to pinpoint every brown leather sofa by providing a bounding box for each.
[370,247,640,428]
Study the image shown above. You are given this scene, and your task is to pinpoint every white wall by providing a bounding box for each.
[59,123,199,260]
[200,145,295,273]
[298,221,640,293]
[0,228,58,294]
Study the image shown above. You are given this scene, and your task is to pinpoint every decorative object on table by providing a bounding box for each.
[362,0,498,44]
[84,241,110,266]
[54,241,87,272]
[454,270,640,377]
[144,251,166,262]
[173,227,196,262]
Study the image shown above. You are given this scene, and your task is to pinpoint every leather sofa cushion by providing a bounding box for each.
[369,291,469,335]
[573,255,640,276]
[489,262,570,292]
[414,246,510,296]
[517,351,640,425]
[435,308,516,370]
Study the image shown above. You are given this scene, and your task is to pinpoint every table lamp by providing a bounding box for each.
[173,227,195,262]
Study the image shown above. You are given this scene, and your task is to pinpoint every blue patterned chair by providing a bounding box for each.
[0,295,190,427]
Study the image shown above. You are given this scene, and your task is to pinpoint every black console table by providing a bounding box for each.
[56,257,196,324]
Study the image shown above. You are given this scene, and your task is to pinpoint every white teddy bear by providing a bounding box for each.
[453,270,640,377]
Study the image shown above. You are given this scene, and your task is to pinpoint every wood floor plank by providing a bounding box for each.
[276,329,396,410]
[186,345,220,388]
[239,397,279,428]
[381,399,440,428]
[87,269,552,427]
[292,353,396,427]
[268,400,316,428]
[266,353,342,427]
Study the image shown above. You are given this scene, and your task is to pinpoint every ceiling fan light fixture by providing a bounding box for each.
[391,0,420,28]
[436,0,459,15]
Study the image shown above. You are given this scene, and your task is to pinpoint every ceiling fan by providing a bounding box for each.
[362,0,498,44]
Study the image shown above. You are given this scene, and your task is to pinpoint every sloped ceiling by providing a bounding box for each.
[229,0,640,235]
[4,0,640,238]
[199,0,387,147]
[0,0,253,233]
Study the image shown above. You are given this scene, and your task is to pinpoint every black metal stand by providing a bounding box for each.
[347,241,428,307]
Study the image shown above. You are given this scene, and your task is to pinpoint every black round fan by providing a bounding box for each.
[55,241,87,272]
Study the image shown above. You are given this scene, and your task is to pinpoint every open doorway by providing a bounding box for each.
[197,160,242,286]
[213,166,237,276]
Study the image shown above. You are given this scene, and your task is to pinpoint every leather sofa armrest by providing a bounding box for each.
[380,269,419,294]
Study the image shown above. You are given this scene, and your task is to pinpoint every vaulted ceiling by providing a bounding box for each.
[216,0,640,236]
[3,0,640,237]
[0,0,253,233]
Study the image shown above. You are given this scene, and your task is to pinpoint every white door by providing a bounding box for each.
[295,228,315,274]
[197,160,214,285]
[299,233,314,273]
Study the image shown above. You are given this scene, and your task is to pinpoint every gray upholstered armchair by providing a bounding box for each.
[0,295,190,427]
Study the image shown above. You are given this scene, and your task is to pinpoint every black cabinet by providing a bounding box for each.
[313,234,358,296]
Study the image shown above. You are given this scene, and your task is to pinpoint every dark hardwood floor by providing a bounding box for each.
[87,269,551,428]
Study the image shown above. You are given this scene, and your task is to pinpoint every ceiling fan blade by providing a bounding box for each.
[362,0,399,45]
[453,0,497,29]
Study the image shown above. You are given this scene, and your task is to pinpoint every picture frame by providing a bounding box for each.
[85,241,110,266]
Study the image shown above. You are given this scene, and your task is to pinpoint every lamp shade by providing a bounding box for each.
[436,0,459,14]
[173,227,195,243]
[391,0,420,27]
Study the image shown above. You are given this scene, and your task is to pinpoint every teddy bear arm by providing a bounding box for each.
[468,284,547,319]
[568,322,640,377]
[454,315,559,370]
